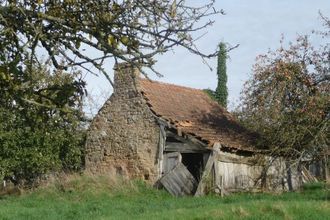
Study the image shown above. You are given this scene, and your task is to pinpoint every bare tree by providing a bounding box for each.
[0,0,220,86]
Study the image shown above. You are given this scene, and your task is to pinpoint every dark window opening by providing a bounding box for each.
[181,153,204,181]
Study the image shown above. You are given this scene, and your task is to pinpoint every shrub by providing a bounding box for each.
[0,63,86,185]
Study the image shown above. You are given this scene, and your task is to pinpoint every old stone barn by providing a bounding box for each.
[85,63,300,196]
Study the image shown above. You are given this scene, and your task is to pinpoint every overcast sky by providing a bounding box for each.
[84,0,330,113]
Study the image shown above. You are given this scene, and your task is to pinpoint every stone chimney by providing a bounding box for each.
[113,62,141,97]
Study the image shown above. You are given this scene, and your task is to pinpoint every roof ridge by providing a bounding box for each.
[139,77,232,116]
[139,77,204,92]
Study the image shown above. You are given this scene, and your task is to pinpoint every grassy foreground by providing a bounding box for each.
[0,175,329,220]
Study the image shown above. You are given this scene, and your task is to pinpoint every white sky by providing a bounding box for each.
[84,0,330,114]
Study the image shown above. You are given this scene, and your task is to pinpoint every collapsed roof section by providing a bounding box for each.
[139,78,258,152]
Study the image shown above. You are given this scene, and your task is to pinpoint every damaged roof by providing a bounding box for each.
[139,78,258,152]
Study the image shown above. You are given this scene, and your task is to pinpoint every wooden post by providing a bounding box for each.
[195,151,214,196]
[157,125,166,179]
[214,159,221,194]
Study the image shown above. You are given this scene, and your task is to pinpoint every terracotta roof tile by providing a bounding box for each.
[139,79,257,152]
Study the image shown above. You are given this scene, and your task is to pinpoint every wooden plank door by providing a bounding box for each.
[163,152,182,174]
[160,163,198,196]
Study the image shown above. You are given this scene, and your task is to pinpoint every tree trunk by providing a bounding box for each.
[324,155,329,183]
[286,161,293,191]
[297,161,303,188]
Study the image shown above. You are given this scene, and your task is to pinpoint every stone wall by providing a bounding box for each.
[85,63,160,182]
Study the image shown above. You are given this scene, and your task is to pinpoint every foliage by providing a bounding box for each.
[0,0,221,186]
[215,42,228,108]
[237,16,330,160]
[0,62,86,185]
[0,0,220,86]
[203,42,229,108]
[203,88,216,101]
[0,175,329,220]
[0,1,220,183]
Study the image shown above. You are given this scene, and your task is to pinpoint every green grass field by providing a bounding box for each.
[0,176,329,220]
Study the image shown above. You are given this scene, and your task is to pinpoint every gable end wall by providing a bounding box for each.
[85,64,160,182]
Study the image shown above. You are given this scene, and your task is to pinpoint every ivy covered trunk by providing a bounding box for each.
[215,42,228,108]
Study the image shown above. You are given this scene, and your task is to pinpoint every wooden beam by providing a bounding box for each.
[185,135,209,148]
[166,130,180,138]
[214,160,221,193]
[165,142,208,153]
[156,118,172,128]
[195,152,214,196]
[166,131,209,149]
[217,153,257,165]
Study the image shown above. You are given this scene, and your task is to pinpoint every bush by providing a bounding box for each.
[0,63,86,185]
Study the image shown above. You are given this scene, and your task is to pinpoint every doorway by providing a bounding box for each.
[181,153,204,181]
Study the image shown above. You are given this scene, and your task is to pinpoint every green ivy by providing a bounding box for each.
[215,42,228,108]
